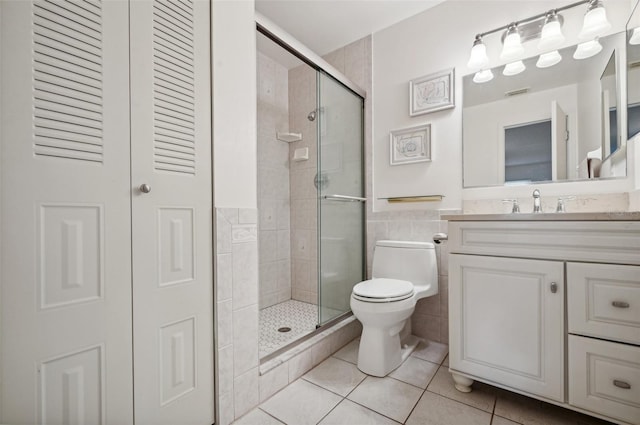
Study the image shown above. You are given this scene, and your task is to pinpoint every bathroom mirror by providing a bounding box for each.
[463,31,627,188]
[628,1,640,141]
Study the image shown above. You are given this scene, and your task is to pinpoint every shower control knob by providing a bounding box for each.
[139,184,151,193]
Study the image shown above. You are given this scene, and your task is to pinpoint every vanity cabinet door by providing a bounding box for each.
[449,254,565,402]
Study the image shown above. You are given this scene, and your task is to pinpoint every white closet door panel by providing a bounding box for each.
[130,0,214,423]
[1,1,133,424]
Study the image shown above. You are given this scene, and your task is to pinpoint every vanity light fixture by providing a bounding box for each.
[573,38,603,59]
[537,50,562,68]
[538,10,565,51]
[467,35,490,70]
[473,69,494,83]
[503,60,526,76]
[578,0,612,39]
[466,0,611,80]
[630,27,640,45]
[500,24,525,61]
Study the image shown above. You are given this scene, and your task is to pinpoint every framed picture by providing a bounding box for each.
[409,68,455,116]
[390,124,431,165]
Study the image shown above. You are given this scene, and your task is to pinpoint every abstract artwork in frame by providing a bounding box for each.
[389,124,431,165]
[409,68,455,116]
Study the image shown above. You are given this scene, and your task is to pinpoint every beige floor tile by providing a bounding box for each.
[492,415,522,425]
[319,399,399,425]
[303,357,367,396]
[389,356,438,389]
[427,366,496,413]
[260,379,342,425]
[442,354,449,367]
[406,391,492,425]
[347,376,423,423]
[332,338,359,365]
[233,408,284,425]
[411,340,448,364]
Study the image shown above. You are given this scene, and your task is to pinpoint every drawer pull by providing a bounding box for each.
[611,301,630,308]
[613,380,631,389]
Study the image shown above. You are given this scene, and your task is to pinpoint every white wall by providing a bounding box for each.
[372,0,635,210]
[213,0,257,208]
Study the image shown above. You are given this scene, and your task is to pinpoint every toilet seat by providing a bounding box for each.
[352,278,414,303]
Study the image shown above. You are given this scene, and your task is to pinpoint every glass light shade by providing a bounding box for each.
[500,27,524,61]
[573,39,603,59]
[630,27,640,45]
[503,61,526,76]
[536,50,562,68]
[467,40,489,70]
[538,19,565,51]
[579,5,611,39]
[473,69,494,84]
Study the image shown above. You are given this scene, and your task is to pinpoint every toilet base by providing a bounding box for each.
[357,332,421,377]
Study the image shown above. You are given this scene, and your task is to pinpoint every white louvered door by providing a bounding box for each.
[129,1,214,423]
[0,0,134,423]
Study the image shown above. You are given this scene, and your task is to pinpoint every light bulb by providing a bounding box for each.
[573,39,603,59]
[630,27,640,45]
[467,36,489,70]
[473,69,494,84]
[503,61,526,76]
[536,50,562,68]
[500,24,524,61]
[579,0,611,39]
[538,12,565,51]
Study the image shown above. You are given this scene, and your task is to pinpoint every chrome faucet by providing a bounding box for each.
[532,189,542,213]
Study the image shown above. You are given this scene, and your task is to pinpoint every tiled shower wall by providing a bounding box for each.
[288,36,373,306]
[257,53,292,309]
[288,63,318,304]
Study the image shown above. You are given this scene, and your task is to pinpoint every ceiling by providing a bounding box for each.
[255,0,447,57]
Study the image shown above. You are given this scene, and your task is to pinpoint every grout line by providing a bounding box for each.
[258,407,287,424]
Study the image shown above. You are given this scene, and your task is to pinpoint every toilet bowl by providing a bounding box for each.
[350,240,438,376]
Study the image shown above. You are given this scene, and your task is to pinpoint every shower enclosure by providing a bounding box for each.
[256,29,365,359]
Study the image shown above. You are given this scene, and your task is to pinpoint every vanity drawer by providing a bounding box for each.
[569,335,640,425]
[567,262,640,345]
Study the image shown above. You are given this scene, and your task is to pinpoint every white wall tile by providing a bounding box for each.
[233,303,259,376]
[234,367,259,418]
[259,362,288,402]
[232,241,258,310]
[217,253,233,302]
[217,299,233,348]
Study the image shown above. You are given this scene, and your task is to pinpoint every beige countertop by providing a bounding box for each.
[441,212,640,221]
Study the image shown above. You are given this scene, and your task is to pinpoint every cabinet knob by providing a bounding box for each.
[139,184,151,193]
[612,301,630,308]
[613,380,631,389]
[550,282,558,293]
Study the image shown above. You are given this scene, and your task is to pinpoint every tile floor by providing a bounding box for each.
[259,300,319,358]
[236,338,614,425]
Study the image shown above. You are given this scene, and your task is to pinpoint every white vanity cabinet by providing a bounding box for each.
[449,254,565,401]
[445,215,640,425]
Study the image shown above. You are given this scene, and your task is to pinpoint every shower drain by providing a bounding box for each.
[277,327,291,333]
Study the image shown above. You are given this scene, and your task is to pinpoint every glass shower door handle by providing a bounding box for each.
[322,194,366,202]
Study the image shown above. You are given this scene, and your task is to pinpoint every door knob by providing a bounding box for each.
[139,184,151,193]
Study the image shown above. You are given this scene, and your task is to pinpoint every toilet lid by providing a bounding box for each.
[353,278,414,300]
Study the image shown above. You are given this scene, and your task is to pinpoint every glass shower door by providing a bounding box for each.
[317,71,365,325]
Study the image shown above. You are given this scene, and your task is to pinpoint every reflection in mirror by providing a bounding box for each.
[629,1,640,140]
[463,32,627,188]
[601,52,618,159]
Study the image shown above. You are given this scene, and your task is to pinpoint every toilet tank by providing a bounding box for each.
[372,240,437,286]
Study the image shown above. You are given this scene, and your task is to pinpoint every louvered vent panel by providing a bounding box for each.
[33,0,104,163]
[153,0,196,175]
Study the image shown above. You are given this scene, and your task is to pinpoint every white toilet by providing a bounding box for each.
[350,240,438,376]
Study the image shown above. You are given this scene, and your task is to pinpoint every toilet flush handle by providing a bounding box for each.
[433,233,448,244]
